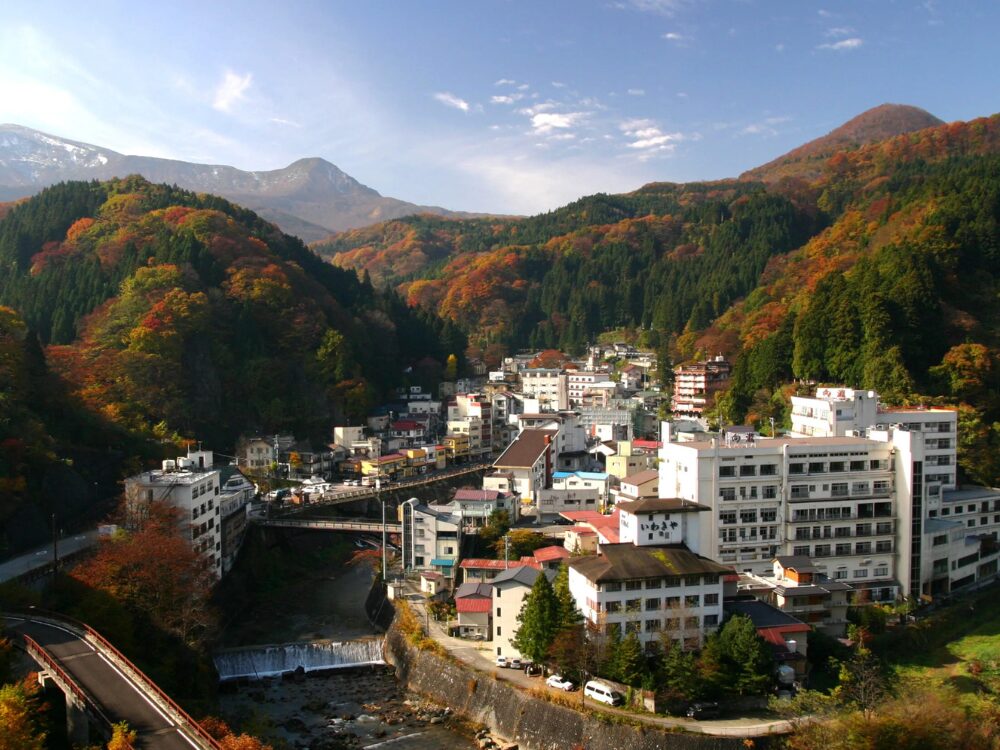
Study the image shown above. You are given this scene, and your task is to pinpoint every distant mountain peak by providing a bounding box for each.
[743,103,944,182]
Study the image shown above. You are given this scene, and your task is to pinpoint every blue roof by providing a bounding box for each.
[552,471,609,480]
[431,558,456,567]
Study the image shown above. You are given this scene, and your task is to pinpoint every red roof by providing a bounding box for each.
[392,420,423,431]
[460,558,520,570]
[534,545,570,563]
[456,598,493,613]
[518,556,542,569]
[558,510,620,543]
[759,624,811,648]
[632,439,663,450]
[565,525,598,535]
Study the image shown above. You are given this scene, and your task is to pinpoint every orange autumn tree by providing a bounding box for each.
[70,499,217,647]
[0,678,46,750]
[201,716,273,750]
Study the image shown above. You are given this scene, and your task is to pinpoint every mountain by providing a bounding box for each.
[0,124,480,242]
[315,105,1000,483]
[741,103,944,182]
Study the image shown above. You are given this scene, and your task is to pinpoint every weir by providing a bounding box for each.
[213,638,385,681]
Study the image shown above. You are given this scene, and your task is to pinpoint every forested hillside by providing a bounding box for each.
[0,177,464,549]
[317,109,1000,484]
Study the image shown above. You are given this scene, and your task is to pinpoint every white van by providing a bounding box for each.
[584,680,623,706]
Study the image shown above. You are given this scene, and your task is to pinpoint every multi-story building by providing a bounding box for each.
[492,566,556,660]
[491,429,556,501]
[671,356,731,416]
[123,447,224,578]
[567,498,728,651]
[217,468,255,575]
[659,392,1000,602]
[519,368,568,411]
[567,370,611,406]
[400,503,463,583]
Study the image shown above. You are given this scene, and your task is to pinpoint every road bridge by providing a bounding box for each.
[257,517,402,533]
[3,611,219,749]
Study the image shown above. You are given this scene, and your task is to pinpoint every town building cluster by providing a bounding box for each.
[123,347,1000,672]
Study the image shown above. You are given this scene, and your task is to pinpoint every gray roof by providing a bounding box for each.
[492,566,556,588]
[774,555,819,573]
[455,582,493,599]
[942,486,1000,504]
[724,599,809,630]
[568,543,730,583]
[617,498,709,515]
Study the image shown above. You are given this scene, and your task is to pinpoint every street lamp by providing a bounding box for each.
[401,498,419,575]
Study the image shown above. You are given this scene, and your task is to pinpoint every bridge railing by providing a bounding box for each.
[8,609,220,750]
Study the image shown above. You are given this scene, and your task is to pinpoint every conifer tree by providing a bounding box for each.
[513,571,559,663]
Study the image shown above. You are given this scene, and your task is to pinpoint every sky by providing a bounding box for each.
[1,0,998,215]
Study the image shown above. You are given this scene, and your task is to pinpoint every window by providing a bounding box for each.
[720,488,736,502]
[719,466,736,477]
[625,621,640,634]
[605,601,622,613]
[645,619,661,632]
[704,593,719,605]
[830,461,846,472]
[604,582,622,592]
[704,614,719,626]
[496,608,501,617]
[740,465,756,477]
[853,569,869,579]
[760,464,778,476]
[740,509,758,523]
[856,542,872,554]
[665,596,680,609]
[685,595,700,608]
[873,566,889,577]
[763,486,778,499]
[664,576,681,587]
[831,482,849,497]
[720,511,737,525]
[789,462,804,475]
[645,598,661,611]
[809,462,825,474]
[664,618,680,630]
[761,509,777,523]
[815,544,831,557]
[684,616,700,629]
[645,578,663,589]
[625,579,643,591]
[794,545,810,556]
[625,599,642,613]
[836,543,851,556]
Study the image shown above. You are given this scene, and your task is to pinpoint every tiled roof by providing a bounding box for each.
[622,469,659,486]
[616,498,709,514]
[724,599,809,630]
[456,598,493,613]
[533,545,571,563]
[454,488,506,502]
[568,543,730,583]
[455,582,493,598]
[460,558,517,570]
[494,429,557,469]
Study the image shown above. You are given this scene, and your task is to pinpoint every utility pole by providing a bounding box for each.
[504,533,510,569]
[375,437,387,580]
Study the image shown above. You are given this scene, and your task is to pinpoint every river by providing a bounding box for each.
[216,531,476,749]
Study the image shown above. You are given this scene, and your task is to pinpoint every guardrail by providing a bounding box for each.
[6,609,220,750]
[261,518,402,532]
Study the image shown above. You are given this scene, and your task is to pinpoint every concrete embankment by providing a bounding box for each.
[382,618,774,750]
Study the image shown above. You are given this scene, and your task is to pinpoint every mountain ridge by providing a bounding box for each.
[0,124,486,241]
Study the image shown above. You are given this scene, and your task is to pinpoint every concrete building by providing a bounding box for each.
[217,468,255,575]
[671,356,731,417]
[737,556,853,635]
[401,503,463,583]
[124,447,223,578]
[455,582,493,638]
[491,429,556,501]
[519,368,568,411]
[492,566,557,660]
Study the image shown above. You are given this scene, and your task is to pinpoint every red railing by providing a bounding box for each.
[8,610,219,750]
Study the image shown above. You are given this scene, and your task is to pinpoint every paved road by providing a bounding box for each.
[0,530,102,583]
[403,590,793,738]
[3,616,203,750]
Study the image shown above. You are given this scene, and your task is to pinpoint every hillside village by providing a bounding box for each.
[130,338,1000,700]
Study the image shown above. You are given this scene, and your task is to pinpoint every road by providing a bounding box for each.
[402,590,793,738]
[0,530,102,583]
[3,615,206,750]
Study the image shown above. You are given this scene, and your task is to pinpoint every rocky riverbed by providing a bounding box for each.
[218,665,477,749]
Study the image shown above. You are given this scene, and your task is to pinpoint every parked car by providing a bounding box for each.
[508,658,522,670]
[584,680,622,706]
[495,655,508,668]
[524,663,542,676]
[686,701,720,720]
[546,675,575,691]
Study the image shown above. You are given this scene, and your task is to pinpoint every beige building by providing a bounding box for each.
[492,566,556,660]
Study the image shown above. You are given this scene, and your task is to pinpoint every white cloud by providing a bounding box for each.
[619,118,687,158]
[531,111,586,134]
[627,88,645,96]
[825,26,855,38]
[491,94,523,105]
[817,37,863,51]
[619,0,695,16]
[518,102,557,116]
[551,81,567,88]
[433,91,470,112]
[269,117,301,128]
[739,115,792,136]
[818,9,833,17]
[662,32,686,41]
[213,70,252,112]
[495,78,516,86]
[516,83,530,90]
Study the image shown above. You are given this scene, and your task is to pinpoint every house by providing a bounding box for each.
[738,555,853,635]
[460,558,521,584]
[552,471,611,505]
[455,582,494,638]
[492,566,557,660]
[401,504,463,582]
[606,440,656,480]
[612,468,659,505]
[532,545,571,570]
[723,599,810,680]
[491,429,557,501]
[390,419,426,447]
[536,488,602,521]
[420,570,445,596]
[448,488,520,526]
[563,525,599,554]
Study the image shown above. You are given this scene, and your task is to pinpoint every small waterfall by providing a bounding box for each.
[214,638,385,681]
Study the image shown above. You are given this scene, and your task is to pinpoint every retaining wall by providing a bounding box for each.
[384,623,776,750]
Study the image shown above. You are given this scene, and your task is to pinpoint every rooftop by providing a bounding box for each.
[494,429,558,469]
[493,566,555,588]
[533,545,571,563]
[621,469,660,486]
[569,543,730,583]
[724,599,810,630]
[616,497,709,514]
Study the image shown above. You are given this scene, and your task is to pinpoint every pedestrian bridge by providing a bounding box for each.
[2,610,219,749]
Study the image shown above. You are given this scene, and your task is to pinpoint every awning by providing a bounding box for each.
[431,558,456,567]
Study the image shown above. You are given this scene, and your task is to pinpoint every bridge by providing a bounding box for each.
[267,462,490,516]
[3,611,219,749]
[257,517,402,533]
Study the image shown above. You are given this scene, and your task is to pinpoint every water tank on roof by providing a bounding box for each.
[162,459,176,471]
[177,457,194,469]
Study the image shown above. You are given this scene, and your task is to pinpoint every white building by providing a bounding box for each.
[401,503,463,583]
[567,498,727,650]
[519,368,568,411]
[492,566,556,660]
[124,447,224,578]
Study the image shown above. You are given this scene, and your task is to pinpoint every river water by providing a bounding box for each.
[217,539,476,749]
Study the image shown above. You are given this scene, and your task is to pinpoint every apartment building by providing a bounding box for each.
[124,447,224,578]
[519,368,568,411]
[671,356,731,416]
[400,503,463,583]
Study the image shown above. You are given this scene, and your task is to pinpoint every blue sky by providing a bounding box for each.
[1,1,998,215]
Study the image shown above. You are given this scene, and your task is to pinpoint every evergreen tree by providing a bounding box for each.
[552,563,583,631]
[717,615,773,696]
[614,630,645,687]
[512,571,559,663]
